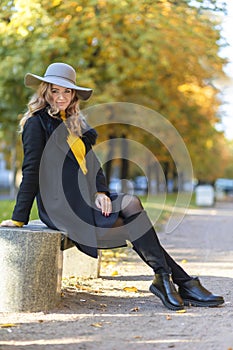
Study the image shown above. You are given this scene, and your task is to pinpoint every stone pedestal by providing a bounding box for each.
[0,224,62,312]
[0,221,101,312]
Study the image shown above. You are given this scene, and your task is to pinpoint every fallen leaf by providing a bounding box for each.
[102,251,115,258]
[74,284,102,294]
[93,289,103,294]
[181,259,187,263]
[123,286,138,293]
[176,309,187,314]
[0,324,17,328]
[166,315,172,320]
[115,252,127,258]
[75,284,92,291]
[90,322,103,328]
[130,306,140,312]
[111,270,119,276]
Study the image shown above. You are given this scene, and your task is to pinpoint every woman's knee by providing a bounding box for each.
[122,194,141,206]
[121,194,143,216]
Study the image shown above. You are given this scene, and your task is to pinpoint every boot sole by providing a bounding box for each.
[183,299,224,307]
[149,284,184,311]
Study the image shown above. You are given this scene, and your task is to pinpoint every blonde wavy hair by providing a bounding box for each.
[19,82,87,136]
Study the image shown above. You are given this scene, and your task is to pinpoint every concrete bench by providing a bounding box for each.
[0,221,100,313]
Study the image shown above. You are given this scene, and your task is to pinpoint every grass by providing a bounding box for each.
[0,192,196,223]
[140,192,196,228]
[0,200,39,222]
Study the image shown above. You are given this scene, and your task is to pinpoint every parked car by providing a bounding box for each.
[215,178,233,195]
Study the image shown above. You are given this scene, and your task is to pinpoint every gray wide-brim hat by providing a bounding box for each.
[24,62,93,101]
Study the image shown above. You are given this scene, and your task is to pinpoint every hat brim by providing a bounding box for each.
[24,73,93,101]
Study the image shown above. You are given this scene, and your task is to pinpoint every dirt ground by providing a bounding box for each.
[0,201,233,350]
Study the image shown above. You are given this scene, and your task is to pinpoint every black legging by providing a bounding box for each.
[116,194,192,285]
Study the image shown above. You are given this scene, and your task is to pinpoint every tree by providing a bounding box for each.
[0,0,231,185]
[223,140,233,179]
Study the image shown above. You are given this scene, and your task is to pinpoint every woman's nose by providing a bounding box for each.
[57,93,65,100]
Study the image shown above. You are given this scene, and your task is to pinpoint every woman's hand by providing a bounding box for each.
[0,219,19,227]
[95,193,112,217]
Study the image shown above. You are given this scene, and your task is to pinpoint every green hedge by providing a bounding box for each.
[0,193,196,224]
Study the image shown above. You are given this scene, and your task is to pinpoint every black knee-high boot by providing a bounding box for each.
[124,211,170,272]
[123,211,184,310]
[124,211,224,309]
[161,248,193,285]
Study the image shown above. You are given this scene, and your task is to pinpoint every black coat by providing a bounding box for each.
[12,108,127,258]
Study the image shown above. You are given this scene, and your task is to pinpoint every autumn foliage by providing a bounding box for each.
[0,0,232,182]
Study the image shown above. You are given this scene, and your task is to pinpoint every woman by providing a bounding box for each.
[0,62,224,311]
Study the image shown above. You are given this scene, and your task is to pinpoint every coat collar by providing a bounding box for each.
[37,108,79,165]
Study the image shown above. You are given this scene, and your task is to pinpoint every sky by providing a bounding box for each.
[219,0,233,140]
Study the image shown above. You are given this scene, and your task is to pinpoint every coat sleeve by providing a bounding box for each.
[96,162,110,194]
[12,116,46,224]
[82,128,110,196]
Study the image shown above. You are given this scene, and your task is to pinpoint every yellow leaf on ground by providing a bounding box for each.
[0,324,17,328]
[75,284,92,291]
[111,270,119,276]
[181,259,188,263]
[176,309,187,313]
[102,251,115,258]
[115,252,127,258]
[90,322,103,328]
[123,286,138,293]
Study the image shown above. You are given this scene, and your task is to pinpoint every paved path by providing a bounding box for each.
[165,201,233,279]
[0,201,232,350]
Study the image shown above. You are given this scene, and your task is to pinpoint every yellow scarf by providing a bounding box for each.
[60,111,87,175]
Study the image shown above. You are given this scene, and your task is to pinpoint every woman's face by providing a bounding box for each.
[51,84,73,111]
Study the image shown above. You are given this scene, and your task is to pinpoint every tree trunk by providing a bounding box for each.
[105,134,115,185]
[120,134,129,192]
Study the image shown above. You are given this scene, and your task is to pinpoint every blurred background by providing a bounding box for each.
[0,0,233,210]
